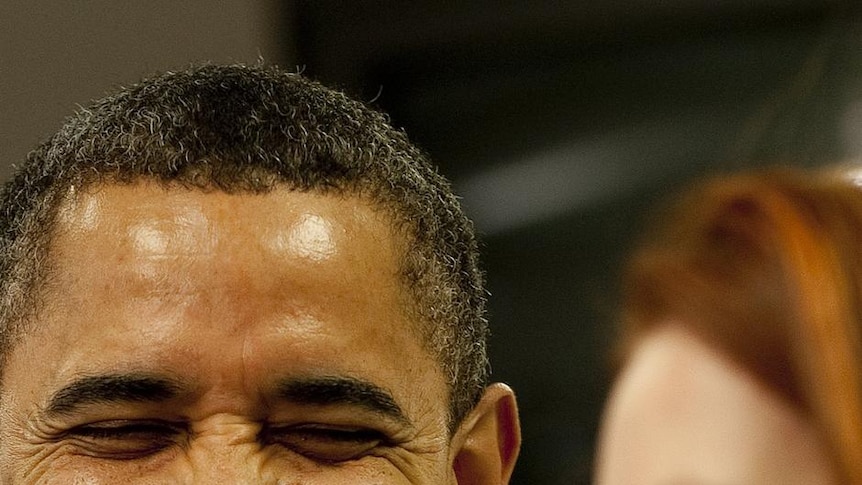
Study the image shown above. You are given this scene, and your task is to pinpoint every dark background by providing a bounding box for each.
[5,2,862,482]
[290,2,862,482]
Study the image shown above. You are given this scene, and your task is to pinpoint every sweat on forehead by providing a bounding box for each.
[0,64,489,427]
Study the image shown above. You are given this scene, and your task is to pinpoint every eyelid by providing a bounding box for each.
[65,419,187,436]
[261,423,390,463]
[264,423,390,441]
[59,419,186,460]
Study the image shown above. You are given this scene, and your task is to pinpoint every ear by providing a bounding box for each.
[450,383,521,485]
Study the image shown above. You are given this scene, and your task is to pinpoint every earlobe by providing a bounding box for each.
[451,383,521,485]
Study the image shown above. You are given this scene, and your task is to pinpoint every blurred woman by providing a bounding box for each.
[595,167,862,484]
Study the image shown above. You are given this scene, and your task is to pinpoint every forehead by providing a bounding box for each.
[50,183,407,304]
[55,182,402,266]
[47,180,410,325]
[7,182,442,409]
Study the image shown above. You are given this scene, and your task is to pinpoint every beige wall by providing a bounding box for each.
[0,0,292,181]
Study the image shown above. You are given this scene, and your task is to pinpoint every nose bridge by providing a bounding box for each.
[183,419,280,485]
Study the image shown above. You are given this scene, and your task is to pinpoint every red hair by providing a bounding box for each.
[620,167,862,483]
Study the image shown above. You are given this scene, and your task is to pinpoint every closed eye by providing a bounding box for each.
[261,424,389,463]
[63,420,185,460]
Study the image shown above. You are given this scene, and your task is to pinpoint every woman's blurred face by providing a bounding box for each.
[595,324,837,485]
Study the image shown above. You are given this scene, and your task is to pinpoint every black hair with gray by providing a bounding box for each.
[0,64,489,428]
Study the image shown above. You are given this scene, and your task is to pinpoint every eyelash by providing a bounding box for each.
[262,424,390,463]
[71,421,183,439]
[264,425,388,445]
[64,420,185,459]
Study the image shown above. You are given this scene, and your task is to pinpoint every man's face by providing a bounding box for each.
[0,183,460,484]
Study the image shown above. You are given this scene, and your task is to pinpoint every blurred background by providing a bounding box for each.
[4,1,862,482]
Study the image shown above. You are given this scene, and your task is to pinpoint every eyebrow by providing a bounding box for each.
[275,376,411,427]
[44,373,183,417]
[42,373,411,427]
